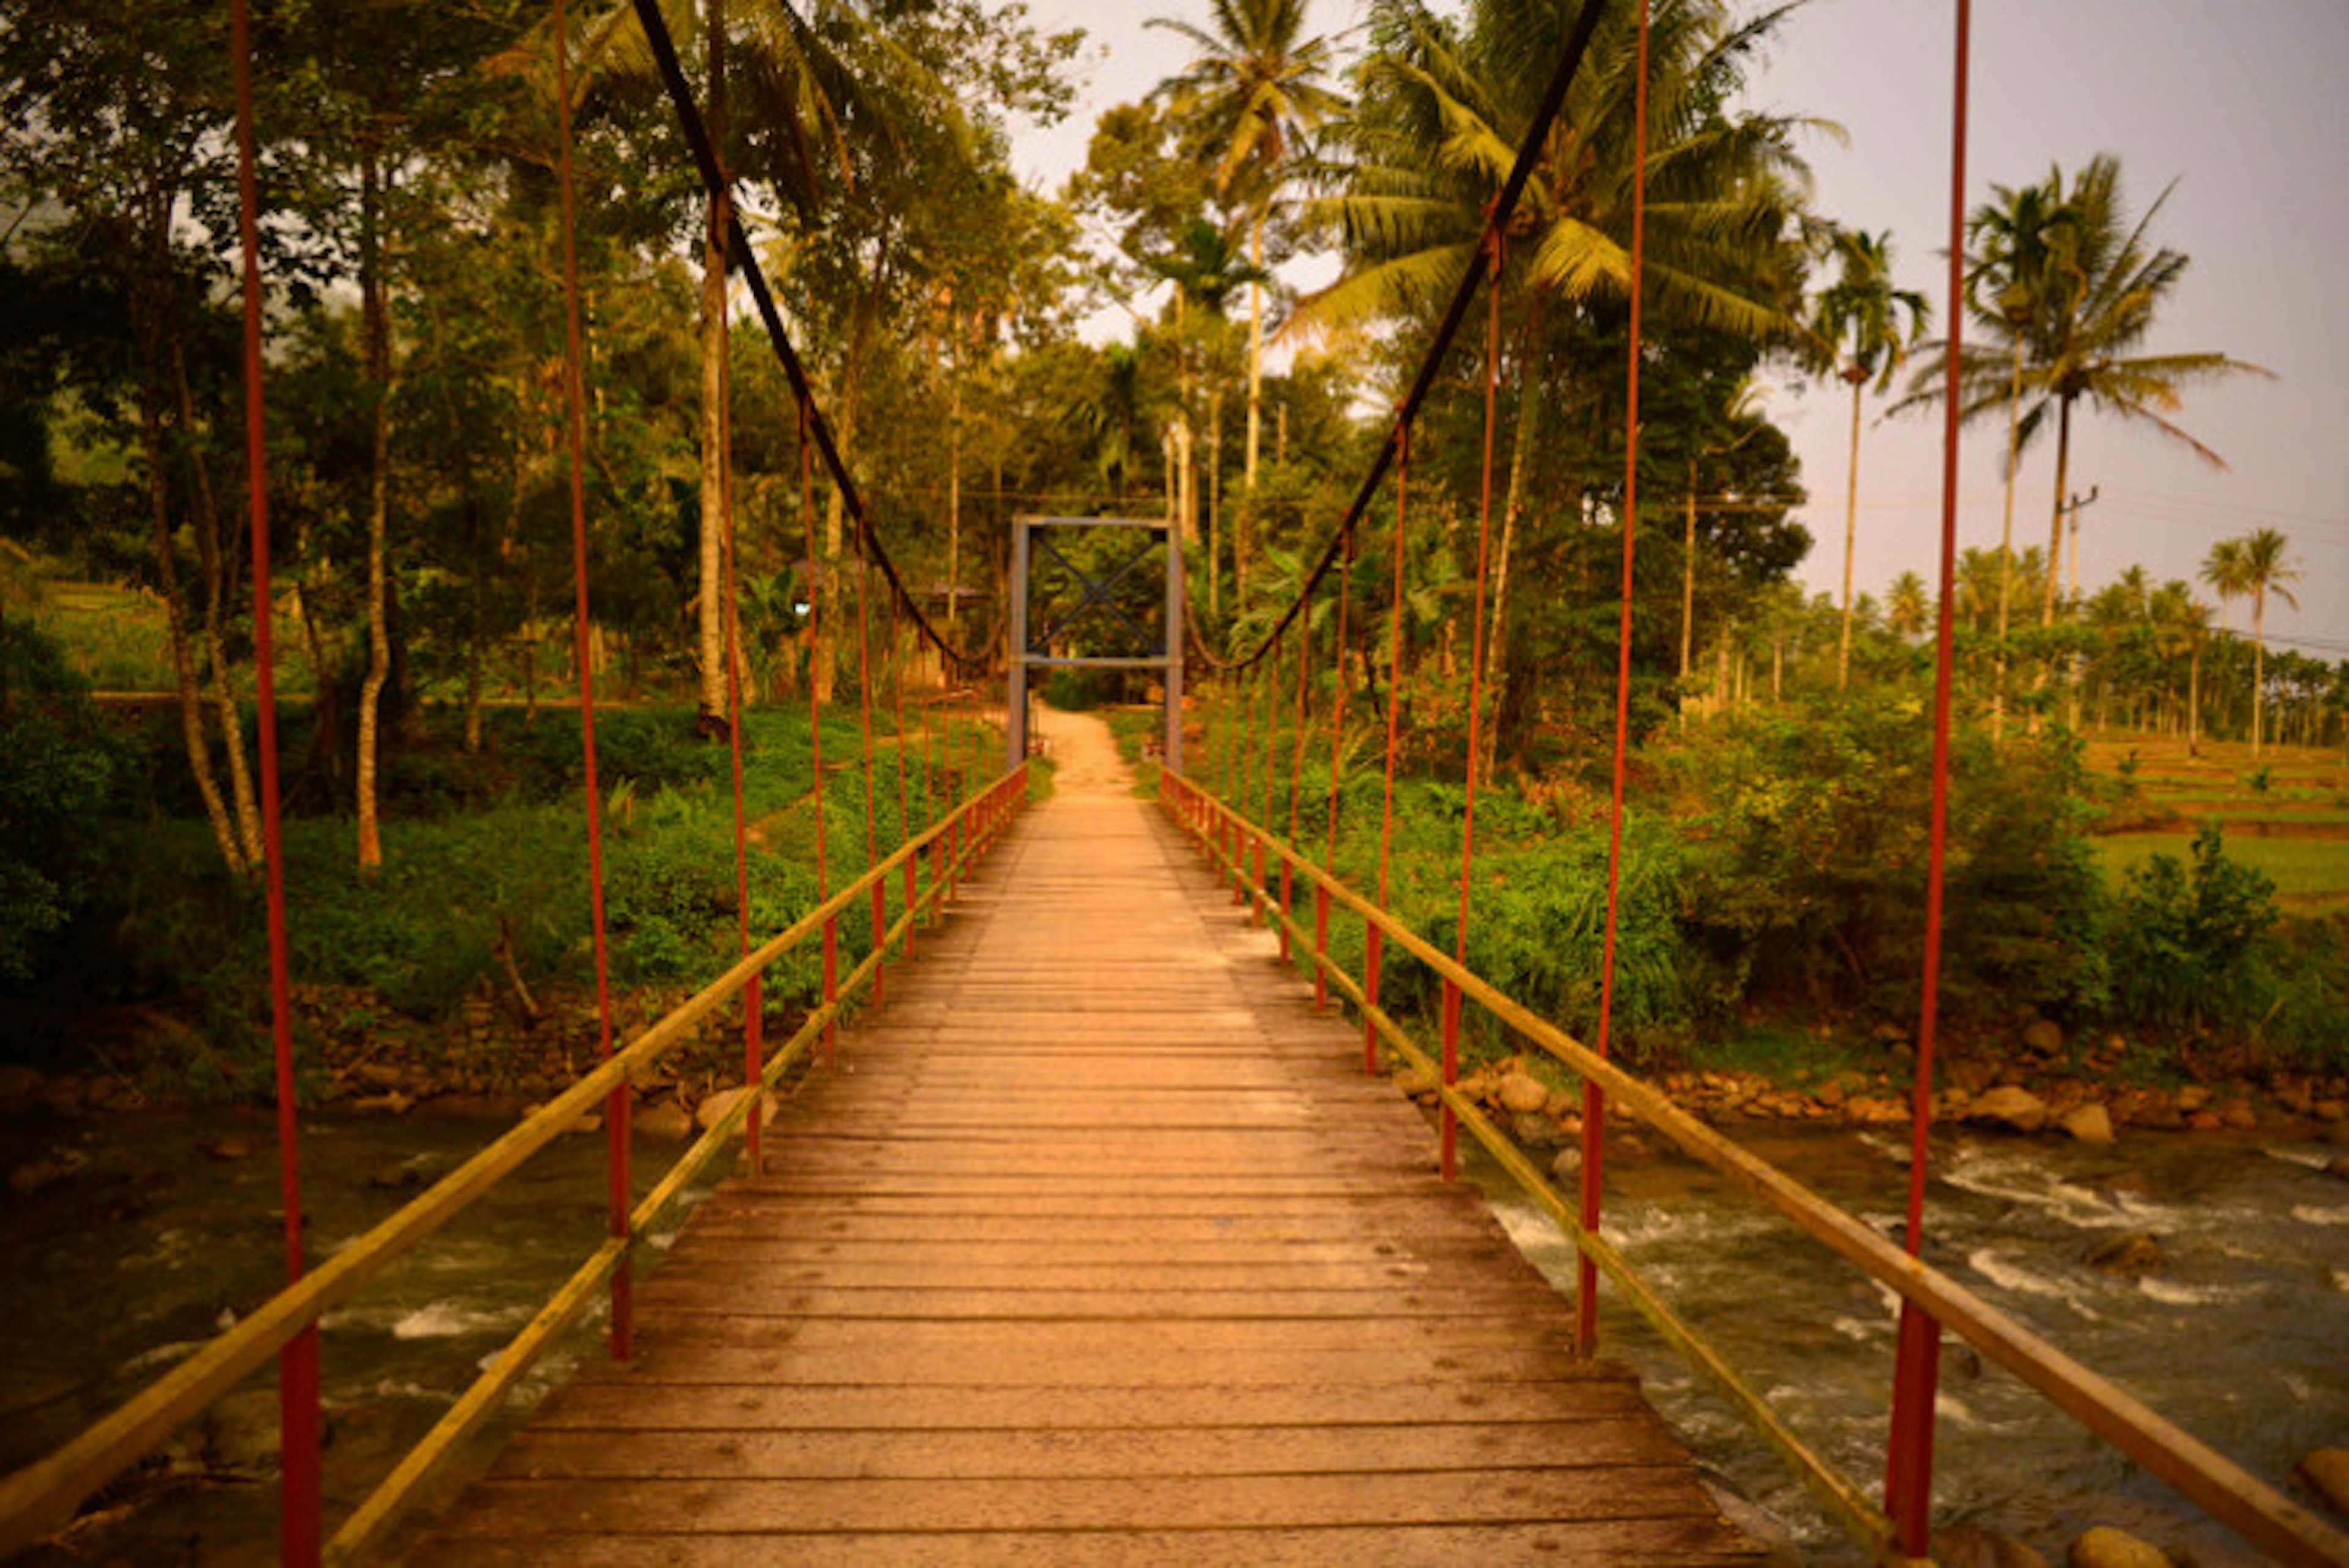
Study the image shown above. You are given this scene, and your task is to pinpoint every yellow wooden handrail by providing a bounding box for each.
[0,765,1029,1562]
[1164,769,2349,1568]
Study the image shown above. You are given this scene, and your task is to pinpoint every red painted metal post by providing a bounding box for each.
[1443,230,1507,1184]
[230,7,319,1555]
[1439,978,1462,1183]
[552,0,631,1364]
[1313,886,1330,1012]
[1886,1,1971,1551]
[1370,420,1412,1077]
[1319,527,1353,1017]
[856,557,885,1006]
[1578,0,1651,1362]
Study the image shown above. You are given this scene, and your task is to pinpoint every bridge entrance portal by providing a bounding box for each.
[1006,516,1183,774]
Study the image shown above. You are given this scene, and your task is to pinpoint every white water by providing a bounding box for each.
[1473,1124,2349,1566]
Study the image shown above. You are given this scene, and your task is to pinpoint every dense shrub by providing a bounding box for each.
[0,620,119,981]
[1677,696,2107,1028]
[2106,824,2278,1029]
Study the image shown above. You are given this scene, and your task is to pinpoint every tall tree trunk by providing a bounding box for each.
[1836,376,1861,689]
[357,151,393,870]
[2251,590,2266,760]
[947,365,962,633]
[171,329,264,869]
[2042,395,2073,627]
[1484,336,1538,775]
[1992,335,2022,743]
[695,0,731,730]
[1210,388,1228,605]
[1245,210,1263,489]
[1679,462,1696,691]
[140,373,245,875]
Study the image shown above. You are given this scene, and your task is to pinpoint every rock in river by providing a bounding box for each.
[1966,1085,2050,1134]
[2081,1230,2164,1277]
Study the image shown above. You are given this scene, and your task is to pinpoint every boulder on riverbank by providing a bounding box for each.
[1966,1086,2051,1134]
[2066,1525,2173,1567]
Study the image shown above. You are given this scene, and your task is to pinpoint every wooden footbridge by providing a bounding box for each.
[417,715,1757,1563]
[9,0,2343,1558]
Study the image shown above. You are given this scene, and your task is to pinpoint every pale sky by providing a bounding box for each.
[1011,1,2348,658]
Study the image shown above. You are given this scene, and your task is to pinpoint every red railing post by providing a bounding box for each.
[1885,1,1972,1551]
[822,913,839,1066]
[1362,925,1384,1076]
[1439,978,1463,1183]
[231,4,320,1553]
[1313,886,1330,1012]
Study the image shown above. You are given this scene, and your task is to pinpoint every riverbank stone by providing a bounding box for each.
[1967,1085,2051,1134]
[634,1101,693,1140]
[1935,1524,2049,1568]
[2067,1526,2173,1567]
[1497,1071,1549,1113]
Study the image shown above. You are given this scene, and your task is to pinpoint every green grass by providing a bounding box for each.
[2094,833,2349,913]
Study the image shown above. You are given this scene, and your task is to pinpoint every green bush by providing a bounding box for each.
[2106,824,2278,1028]
[1679,696,2107,1027]
[0,620,119,981]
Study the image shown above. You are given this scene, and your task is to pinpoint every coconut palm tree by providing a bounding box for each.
[1904,154,2270,636]
[2207,528,2301,757]
[1885,570,1929,640]
[1807,227,1929,688]
[2150,579,2212,752]
[1148,0,1343,508]
[1963,173,2072,737]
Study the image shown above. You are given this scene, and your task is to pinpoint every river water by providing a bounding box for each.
[1477,1123,2349,1564]
[2,1108,2343,1562]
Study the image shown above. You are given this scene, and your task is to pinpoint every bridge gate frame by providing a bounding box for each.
[1006,515,1184,774]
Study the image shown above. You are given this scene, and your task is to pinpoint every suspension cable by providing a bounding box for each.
[230,2,318,1556]
[1316,525,1354,1010]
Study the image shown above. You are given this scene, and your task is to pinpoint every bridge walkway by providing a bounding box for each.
[419,710,1759,1564]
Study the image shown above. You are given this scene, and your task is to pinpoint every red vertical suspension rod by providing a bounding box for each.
[1443,229,1506,1184]
[1579,0,1651,1362]
[1887,1,1970,1552]
[1283,583,1313,961]
[229,6,319,1557]
[856,551,884,1004]
[1317,527,1352,1013]
[800,403,837,1065]
[552,0,631,1365]
[1368,422,1411,1077]
[891,609,915,957]
[715,211,763,1172]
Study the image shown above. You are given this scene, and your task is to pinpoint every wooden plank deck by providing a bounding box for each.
[418,712,1759,1565]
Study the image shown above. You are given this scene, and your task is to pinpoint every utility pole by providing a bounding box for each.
[2065,485,2100,605]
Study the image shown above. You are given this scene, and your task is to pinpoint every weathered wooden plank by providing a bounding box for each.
[436,1466,1722,1534]
[524,1377,1650,1433]
[489,1421,1691,1481]
[428,1523,1758,1568]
